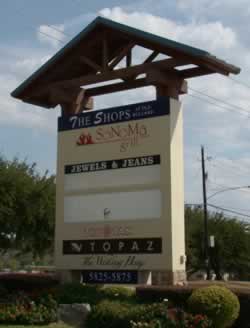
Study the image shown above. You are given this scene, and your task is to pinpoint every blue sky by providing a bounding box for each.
[1,0,250,221]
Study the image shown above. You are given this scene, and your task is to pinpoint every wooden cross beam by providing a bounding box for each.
[80,56,102,72]
[109,42,135,69]
[143,50,159,63]
[49,57,192,89]
[178,66,214,78]
[85,69,187,98]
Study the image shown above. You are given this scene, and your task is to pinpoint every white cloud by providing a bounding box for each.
[0,46,59,133]
[37,24,66,48]
[177,0,250,14]
[100,7,237,52]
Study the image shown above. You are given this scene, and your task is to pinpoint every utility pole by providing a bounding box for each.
[201,145,210,280]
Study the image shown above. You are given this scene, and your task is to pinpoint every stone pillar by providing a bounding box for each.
[57,270,82,284]
[138,271,152,285]
[55,89,93,285]
[151,86,186,285]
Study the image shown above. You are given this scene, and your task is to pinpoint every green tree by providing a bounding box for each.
[185,205,250,280]
[0,155,55,260]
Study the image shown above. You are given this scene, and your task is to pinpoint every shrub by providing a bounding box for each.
[136,284,250,327]
[0,273,59,292]
[55,283,101,305]
[100,286,135,302]
[131,311,212,328]
[56,283,136,305]
[232,291,250,328]
[136,286,192,306]
[86,300,168,328]
[0,285,9,301]
[0,291,57,324]
[188,285,240,328]
[87,301,212,328]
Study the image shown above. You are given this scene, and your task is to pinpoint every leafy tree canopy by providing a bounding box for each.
[0,155,55,259]
[185,205,250,280]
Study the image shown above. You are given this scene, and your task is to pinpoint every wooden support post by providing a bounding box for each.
[126,49,132,67]
[143,50,159,64]
[149,70,187,99]
[109,42,135,69]
[156,85,179,100]
[56,88,94,116]
[102,36,109,72]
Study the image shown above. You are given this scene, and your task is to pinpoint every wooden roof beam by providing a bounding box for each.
[109,42,135,69]
[84,69,187,98]
[143,50,159,64]
[133,39,234,76]
[85,78,149,97]
[48,57,192,89]
[125,58,191,81]
[79,56,102,72]
[102,36,109,72]
[126,48,132,67]
[178,66,214,79]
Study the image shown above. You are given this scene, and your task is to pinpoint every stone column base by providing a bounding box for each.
[57,270,81,284]
[152,270,186,286]
[138,271,152,285]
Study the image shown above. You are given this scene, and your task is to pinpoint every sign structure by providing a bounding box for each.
[11,16,240,285]
[55,96,185,277]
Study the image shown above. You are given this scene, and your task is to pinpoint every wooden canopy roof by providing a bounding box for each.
[11,16,240,109]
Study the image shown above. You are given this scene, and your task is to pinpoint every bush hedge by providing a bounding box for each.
[86,300,212,328]
[188,286,240,328]
[101,286,135,298]
[55,283,100,305]
[231,290,250,328]
[137,284,248,327]
[0,272,59,292]
[0,291,57,325]
[86,300,168,328]
[136,285,192,306]
[55,283,136,305]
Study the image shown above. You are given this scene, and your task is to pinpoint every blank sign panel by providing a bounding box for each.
[64,165,160,193]
[64,189,162,223]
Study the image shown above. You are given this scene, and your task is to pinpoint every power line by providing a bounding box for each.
[190,87,250,115]
[12,1,72,39]
[207,180,250,196]
[215,160,250,176]
[187,93,249,117]
[38,30,65,44]
[208,162,250,180]
[228,76,250,91]
[41,24,71,38]
[185,202,250,222]
[214,204,250,214]
[208,158,250,178]
[5,4,68,46]
[208,203,250,220]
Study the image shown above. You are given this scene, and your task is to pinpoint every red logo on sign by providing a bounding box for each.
[77,133,95,146]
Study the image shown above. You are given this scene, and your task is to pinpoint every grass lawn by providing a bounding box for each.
[0,323,73,328]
